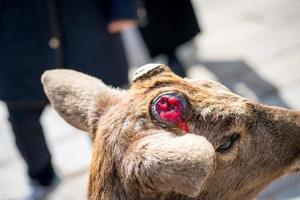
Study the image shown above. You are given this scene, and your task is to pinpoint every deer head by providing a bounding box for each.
[41,64,300,200]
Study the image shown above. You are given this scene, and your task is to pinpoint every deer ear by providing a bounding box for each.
[41,69,123,134]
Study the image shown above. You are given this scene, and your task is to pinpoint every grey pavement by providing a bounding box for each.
[1,0,300,199]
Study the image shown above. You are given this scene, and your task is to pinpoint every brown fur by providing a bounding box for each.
[42,64,300,200]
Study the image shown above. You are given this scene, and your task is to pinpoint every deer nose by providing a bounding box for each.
[132,63,170,82]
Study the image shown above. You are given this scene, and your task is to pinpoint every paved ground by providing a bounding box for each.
[1,0,300,199]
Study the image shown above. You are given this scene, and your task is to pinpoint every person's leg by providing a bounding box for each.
[7,104,55,186]
[167,51,187,77]
[58,0,129,88]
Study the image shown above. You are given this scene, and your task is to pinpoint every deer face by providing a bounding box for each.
[42,64,300,200]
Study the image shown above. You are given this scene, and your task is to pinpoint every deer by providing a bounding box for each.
[41,64,300,200]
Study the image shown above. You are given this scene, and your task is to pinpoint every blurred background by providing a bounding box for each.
[0,0,300,199]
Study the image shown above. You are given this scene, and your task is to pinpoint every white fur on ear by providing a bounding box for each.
[122,131,216,197]
[42,69,122,134]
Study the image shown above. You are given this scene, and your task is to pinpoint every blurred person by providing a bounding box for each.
[0,0,138,199]
[139,0,201,77]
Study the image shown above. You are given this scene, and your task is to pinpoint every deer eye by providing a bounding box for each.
[151,92,188,127]
[216,134,240,153]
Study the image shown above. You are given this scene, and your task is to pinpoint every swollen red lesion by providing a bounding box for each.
[155,95,190,133]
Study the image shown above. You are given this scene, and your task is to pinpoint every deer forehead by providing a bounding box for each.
[129,64,247,124]
[128,65,249,139]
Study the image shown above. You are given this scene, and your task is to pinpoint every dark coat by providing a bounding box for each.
[139,0,201,57]
[0,0,138,104]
